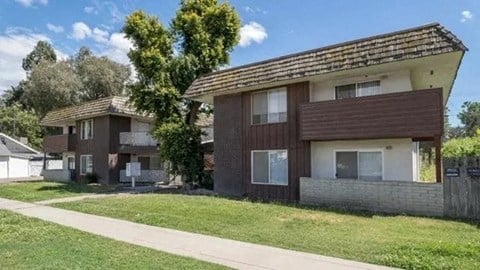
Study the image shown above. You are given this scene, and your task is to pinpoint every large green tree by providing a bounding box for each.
[123,0,240,185]
[0,104,42,149]
[22,40,57,72]
[73,47,131,101]
[458,101,480,137]
[24,60,82,118]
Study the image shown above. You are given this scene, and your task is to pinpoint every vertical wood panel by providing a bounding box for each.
[243,82,311,201]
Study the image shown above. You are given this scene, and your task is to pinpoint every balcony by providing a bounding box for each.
[119,132,157,146]
[119,132,158,154]
[299,88,443,141]
[43,134,76,153]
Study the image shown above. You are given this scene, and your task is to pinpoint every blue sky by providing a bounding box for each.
[0,0,478,125]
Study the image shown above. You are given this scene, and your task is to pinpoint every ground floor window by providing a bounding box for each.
[137,155,163,170]
[335,150,382,180]
[252,150,288,185]
[80,155,93,175]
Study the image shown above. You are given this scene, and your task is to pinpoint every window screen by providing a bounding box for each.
[358,152,382,180]
[335,84,356,99]
[252,151,269,183]
[336,152,358,179]
[358,81,381,97]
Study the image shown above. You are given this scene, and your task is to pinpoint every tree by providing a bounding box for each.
[25,60,81,118]
[1,80,30,108]
[0,104,42,149]
[73,47,131,101]
[22,41,57,72]
[458,101,480,137]
[123,1,240,185]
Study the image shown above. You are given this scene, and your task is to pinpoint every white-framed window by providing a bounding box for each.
[80,119,93,140]
[335,80,381,100]
[252,88,287,124]
[80,155,93,175]
[251,150,288,185]
[335,150,383,180]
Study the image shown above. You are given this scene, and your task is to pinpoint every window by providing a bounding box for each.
[252,150,288,185]
[335,151,382,180]
[67,157,75,170]
[138,156,150,170]
[80,155,93,175]
[80,119,93,140]
[252,89,287,124]
[335,80,381,99]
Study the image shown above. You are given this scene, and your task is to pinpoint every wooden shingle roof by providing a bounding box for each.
[185,23,466,98]
[41,96,152,126]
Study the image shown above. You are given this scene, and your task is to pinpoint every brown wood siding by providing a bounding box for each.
[213,93,245,196]
[108,116,131,183]
[299,88,444,141]
[43,134,76,153]
[243,82,311,201]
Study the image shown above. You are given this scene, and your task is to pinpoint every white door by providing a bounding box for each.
[0,160,8,178]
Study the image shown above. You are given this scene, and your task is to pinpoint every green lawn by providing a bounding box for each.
[0,210,226,270]
[55,194,480,270]
[0,181,119,202]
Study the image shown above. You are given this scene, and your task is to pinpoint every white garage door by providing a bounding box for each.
[0,160,7,178]
[8,157,29,178]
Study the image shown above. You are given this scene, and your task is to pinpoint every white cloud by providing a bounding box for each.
[244,6,267,14]
[14,0,47,7]
[239,21,267,47]
[100,33,133,65]
[84,6,96,14]
[71,22,92,40]
[92,27,109,43]
[461,10,473,22]
[0,28,66,91]
[46,23,64,33]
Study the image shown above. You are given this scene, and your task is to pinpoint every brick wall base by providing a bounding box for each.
[300,178,444,217]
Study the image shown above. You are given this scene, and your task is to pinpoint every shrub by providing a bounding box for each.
[442,136,480,158]
[85,173,99,184]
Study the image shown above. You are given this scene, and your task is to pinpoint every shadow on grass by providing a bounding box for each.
[36,182,121,194]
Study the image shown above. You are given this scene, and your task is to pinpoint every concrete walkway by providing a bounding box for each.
[0,198,395,270]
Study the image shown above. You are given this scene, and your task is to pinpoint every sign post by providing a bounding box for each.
[126,162,141,188]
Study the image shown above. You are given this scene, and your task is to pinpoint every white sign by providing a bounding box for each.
[126,162,141,177]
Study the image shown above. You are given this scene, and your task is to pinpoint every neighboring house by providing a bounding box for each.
[0,133,43,179]
[185,23,466,201]
[41,96,165,185]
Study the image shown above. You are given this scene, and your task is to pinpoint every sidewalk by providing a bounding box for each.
[0,198,396,270]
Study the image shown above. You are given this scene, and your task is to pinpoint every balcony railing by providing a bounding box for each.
[299,88,443,141]
[119,132,158,146]
[43,134,76,153]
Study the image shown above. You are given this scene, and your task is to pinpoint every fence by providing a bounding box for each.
[443,157,480,220]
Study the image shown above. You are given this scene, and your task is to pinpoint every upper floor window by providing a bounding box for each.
[80,119,93,140]
[252,88,287,124]
[335,80,381,100]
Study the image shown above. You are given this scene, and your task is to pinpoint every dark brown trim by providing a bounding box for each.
[299,88,444,141]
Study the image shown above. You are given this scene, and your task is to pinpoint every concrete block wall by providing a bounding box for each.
[300,177,444,217]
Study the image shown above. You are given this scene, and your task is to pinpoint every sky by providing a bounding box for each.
[0,0,478,125]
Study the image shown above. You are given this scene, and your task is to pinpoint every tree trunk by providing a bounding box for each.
[187,101,201,126]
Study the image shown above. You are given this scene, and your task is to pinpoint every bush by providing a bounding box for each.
[85,173,99,184]
[442,136,480,158]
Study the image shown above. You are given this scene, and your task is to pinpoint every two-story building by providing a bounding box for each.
[185,23,466,201]
[41,96,165,185]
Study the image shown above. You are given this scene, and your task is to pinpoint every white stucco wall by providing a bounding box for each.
[0,157,8,178]
[310,70,412,102]
[311,138,418,181]
[62,152,75,170]
[8,157,30,178]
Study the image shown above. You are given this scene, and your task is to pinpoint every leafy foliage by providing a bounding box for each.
[0,104,42,149]
[73,47,131,101]
[123,1,240,186]
[22,40,57,72]
[25,60,82,118]
[458,101,480,137]
[155,121,205,184]
[442,135,480,158]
